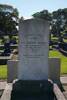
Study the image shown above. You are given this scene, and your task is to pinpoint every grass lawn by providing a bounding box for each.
[49,50,67,74]
[0,50,67,79]
[63,38,67,43]
[0,65,7,79]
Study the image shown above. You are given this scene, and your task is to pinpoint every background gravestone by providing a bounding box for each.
[18,18,49,80]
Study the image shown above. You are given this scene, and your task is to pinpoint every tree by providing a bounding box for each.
[0,4,19,36]
[51,8,67,39]
[32,10,52,21]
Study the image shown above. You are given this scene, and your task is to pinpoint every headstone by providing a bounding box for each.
[1,40,11,56]
[7,60,18,83]
[49,57,60,83]
[11,19,54,100]
[18,18,49,80]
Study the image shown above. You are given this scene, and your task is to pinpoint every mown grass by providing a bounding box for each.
[0,65,7,79]
[63,38,67,43]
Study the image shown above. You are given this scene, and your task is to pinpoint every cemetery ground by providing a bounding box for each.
[0,50,67,99]
[0,50,67,79]
[0,34,67,99]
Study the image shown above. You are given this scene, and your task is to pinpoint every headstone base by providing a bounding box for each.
[11,80,54,100]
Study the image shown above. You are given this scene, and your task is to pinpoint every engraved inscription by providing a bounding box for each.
[22,34,46,58]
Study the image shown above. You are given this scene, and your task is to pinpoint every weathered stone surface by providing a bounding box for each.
[54,84,66,100]
[18,18,49,80]
[49,57,60,83]
[0,83,12,100]
[0,81,7,98]
[0,81,7,90]
[7,60,18,83]
[60,76,67,85]
[63,91,67,100]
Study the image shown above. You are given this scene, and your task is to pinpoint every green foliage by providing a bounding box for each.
[32,10,52,21]
[52,8,67,37]
[0,4,13,12]
[33,8,67,41]
[0,4,19,36]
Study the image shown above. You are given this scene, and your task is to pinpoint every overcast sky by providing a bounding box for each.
[0,0,67,19]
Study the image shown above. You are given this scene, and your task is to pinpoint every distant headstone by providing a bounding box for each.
[18,18,49,80]
[1,40,11,56]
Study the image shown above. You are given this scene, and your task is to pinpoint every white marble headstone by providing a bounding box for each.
[18,18,49,80]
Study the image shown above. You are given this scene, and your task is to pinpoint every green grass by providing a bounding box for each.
[63,38,67,43]
[49,50,67,74]
[0,65,7,79]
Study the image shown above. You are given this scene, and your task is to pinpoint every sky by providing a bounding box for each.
[0,0,67,19]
